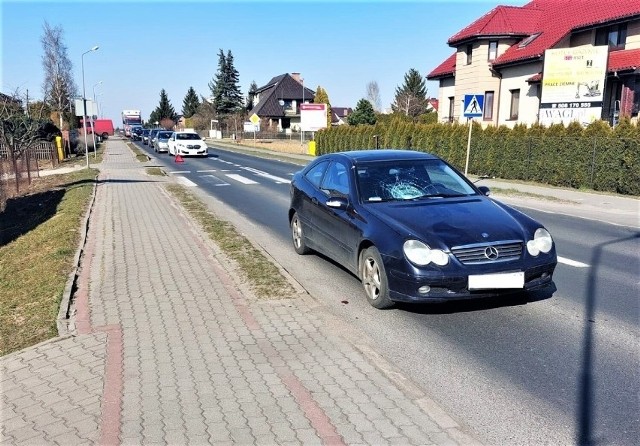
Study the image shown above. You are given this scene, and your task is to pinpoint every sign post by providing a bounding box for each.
[462,94,484,176]
[249,113,260,141]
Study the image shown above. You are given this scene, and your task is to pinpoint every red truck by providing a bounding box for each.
[79,118,115,139]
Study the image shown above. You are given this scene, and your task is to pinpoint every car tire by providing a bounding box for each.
[291,212,310,255]
[360,247,394,309]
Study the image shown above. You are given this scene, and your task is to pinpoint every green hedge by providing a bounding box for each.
[314,119,640,195]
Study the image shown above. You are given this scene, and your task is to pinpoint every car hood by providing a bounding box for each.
[366,196,533,248]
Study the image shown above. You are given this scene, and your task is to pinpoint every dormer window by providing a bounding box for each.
[518,33,541,48]
[595,23,627,50]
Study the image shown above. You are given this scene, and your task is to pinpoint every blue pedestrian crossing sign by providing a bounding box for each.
[463,94,484,118]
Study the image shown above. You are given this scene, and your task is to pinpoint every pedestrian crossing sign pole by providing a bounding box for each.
[463,94,484,175]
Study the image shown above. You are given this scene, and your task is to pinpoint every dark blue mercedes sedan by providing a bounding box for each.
[288,150,557,309]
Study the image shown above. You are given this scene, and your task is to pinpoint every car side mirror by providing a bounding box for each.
[326,196,349,209]
[478,186,491,196]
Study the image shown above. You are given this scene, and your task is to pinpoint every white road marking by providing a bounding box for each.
[169,170,190,174]
[242,167,291,184]
[557,256,590,268]
[196,169,217,173]
[225,174,258,184]
[175,176,197,187]
[200,174,229,186]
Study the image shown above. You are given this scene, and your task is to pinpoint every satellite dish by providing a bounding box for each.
[278,99,285,106]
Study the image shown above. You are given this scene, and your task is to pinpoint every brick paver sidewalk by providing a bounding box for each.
[1,139,480,445]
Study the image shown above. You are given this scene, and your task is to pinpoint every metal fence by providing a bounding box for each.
[0,142,58,210]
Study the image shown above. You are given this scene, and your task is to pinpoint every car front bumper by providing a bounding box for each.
[386,259,557,303]
[177,147,207,156]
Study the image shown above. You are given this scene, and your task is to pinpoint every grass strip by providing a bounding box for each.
[146,167,166,176]
[127,142,150,162]
[166,184,296,300]
[0,169,97,356]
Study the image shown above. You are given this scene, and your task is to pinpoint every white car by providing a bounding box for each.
[167,131,208,157]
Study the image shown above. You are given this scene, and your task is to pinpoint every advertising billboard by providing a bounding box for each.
[300,103,327,132]
[539,46,608,126]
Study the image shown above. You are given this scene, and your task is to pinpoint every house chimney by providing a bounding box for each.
[291,72,301,83]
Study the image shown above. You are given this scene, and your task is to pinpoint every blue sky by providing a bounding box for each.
[2,0,527,125]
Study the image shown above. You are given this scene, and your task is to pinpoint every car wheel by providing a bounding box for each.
[360,247,394,309]
[291,212,310,255]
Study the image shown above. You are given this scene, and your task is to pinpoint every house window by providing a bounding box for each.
[518,33,540,48]
[595,23,627,49]
[466,44,473,65]
[488,41,498,61]
[484,91,494,120]
[448,96,455,122]
[509,89,520,120]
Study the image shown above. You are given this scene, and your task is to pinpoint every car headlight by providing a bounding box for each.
[526,228,553,256]
[403,240,449,266]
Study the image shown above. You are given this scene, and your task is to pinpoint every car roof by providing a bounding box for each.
[325,150,440,164]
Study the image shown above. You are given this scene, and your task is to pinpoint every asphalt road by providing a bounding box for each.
[137,141,640,445]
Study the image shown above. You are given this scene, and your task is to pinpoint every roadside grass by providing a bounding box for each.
[165,184,297,300]
[127,142,150,162]
[0,169,97,356]
[146,167,166,176]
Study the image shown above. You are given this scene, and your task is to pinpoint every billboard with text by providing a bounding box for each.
[539,46,608,126]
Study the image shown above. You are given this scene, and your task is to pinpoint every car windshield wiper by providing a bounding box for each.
[422,192,468,198]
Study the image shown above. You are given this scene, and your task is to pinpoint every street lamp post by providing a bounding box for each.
[300,78,304,144]
[91,80,102,158]
[81,45,99,168]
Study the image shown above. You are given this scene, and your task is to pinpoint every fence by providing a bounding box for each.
[221,130,315,142]
[0,142,58,210]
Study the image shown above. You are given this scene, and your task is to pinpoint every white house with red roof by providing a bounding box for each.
[427,0,640,127]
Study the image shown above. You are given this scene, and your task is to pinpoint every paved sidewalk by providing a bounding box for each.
[1,139,480,445]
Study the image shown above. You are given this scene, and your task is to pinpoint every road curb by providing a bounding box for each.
[56,171,99,337]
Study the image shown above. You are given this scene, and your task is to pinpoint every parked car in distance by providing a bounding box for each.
[131,126,143,141]
[148,128,161,148]
[167,131,208,157]
[141,128,151,145]
[154,130,174,153]
[288,150,557,309]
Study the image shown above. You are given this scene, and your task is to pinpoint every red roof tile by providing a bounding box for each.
[448,5,542,44]
[608,48,640,72]
[426,52,456,79]
[432,0,640,73]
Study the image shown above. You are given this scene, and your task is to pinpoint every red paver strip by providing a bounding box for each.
[96,324,123,446]
[75,175,125,445]
[189,228,347,446]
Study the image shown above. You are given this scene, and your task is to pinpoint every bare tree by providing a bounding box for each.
[366,81,382,112]
[1,90,50,155]
[392,92,429,119]
[41,21,76,131]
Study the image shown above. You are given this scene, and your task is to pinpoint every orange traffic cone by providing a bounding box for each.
[175,154,184,163]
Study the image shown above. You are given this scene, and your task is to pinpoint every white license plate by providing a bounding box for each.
[468,271,524,290]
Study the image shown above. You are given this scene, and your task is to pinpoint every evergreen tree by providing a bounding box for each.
[246,80,258,111]
[209,49,243,117]
[314,86,332,129]
[151,89,177,124]
[348,99,376,126]
[391,68,428,119]
[182,87,200,118]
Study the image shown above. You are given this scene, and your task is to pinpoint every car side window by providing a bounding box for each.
[304,161,329,188]
[321,162,349,196]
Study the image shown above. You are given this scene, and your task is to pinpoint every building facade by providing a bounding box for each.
[427,0,640,127]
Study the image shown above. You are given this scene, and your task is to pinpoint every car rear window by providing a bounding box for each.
[158,132,173,138]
